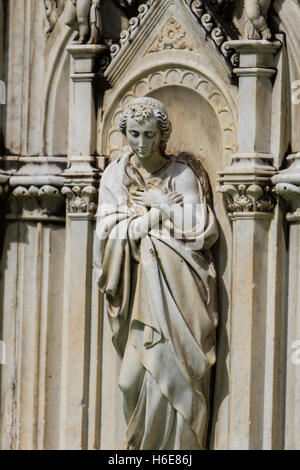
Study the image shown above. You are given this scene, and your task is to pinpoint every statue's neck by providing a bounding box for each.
[133,152,167,176]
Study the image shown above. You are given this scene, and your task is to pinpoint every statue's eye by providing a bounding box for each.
[130,131,139,138]
[145,132,155,138]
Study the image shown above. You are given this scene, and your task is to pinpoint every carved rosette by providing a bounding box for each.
[147,16,193,53]
[61,185,98,216]
[7,185,65,222]
[218,183,276,217]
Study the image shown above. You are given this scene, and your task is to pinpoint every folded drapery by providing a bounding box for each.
[95,150,218,450]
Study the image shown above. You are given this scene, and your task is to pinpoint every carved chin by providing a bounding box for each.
[136,150,151,159]
[135,142,160,158]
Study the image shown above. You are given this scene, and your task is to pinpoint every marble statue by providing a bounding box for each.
[64,0,101,44]
[44,0,65,34]
[243,0,272,39]
[95,97,219,450]
[64,0,132,44]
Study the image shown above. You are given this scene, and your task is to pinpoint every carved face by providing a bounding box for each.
[126,116,161,160]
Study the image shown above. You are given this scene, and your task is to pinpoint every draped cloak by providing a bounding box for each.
[94,150,219,450]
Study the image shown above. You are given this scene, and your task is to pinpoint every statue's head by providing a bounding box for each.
[119,97,172,159]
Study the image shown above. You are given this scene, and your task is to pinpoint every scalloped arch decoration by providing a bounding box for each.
[101,64,238,162]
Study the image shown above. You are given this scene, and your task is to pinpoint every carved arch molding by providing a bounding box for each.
[101,63,238,165]
[98,56,237,450]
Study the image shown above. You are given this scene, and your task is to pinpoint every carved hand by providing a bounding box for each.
[131,188,172,208]
[168,191,184,205]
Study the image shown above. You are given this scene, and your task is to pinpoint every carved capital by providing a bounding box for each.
[7,185,65,222]
[147,16,193,53]
[218,183,276,217]
[62,185,98,216]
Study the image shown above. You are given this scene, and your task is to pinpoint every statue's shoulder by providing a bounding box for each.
[102,148,132,182]
[171,152,213,205]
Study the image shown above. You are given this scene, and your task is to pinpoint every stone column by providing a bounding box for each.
[0,162,66,450]
[273,152,300,450]
[218,40,281,449]
[59,45,104,450]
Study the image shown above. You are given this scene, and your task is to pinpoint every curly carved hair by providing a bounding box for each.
[118,97,172,155]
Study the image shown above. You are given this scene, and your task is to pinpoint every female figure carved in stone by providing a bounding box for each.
[95,97,218,450]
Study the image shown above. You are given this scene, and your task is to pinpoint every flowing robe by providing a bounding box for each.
[94,150,219,450]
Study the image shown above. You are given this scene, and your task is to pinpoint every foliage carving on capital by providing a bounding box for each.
[62,185,98,214]
[218,183,276,214]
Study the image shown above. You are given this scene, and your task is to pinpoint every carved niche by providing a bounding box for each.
[98,0,238,450]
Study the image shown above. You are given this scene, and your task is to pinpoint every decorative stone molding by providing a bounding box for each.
[109,0,238,68]
[110,0,157,59]
[3,161,66,222]
[7,185,65,222]
[147,16,193,53]
[104,65,237,160]
[61,185,98,216]
[184,0,239,67]
[218,182,276,215]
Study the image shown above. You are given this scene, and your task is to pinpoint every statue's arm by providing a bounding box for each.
[128,207,162,241]
[160,166,201,232]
